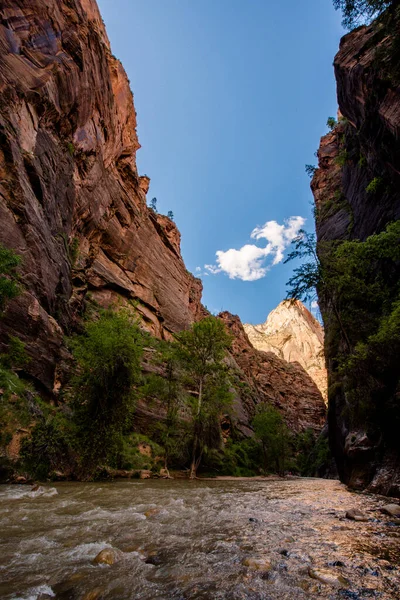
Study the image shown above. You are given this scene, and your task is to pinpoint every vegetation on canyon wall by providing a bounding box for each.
[0,244,21,313]
[0,281,325,481]
[286,221,400,453]
[333,0,394,28]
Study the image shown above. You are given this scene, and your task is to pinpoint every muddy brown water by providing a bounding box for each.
[0,478,399,599]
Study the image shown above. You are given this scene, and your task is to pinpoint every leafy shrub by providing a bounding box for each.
[21,413,77,480]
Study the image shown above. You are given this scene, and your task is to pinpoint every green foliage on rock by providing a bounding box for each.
[365,176,383,194]
[333,0,393,29]
[286,220,400,446]
[327,116,337,130]
[21,413,77,480]
[69,309,145,473]
[1,337,30,370]
[0,244,21,312]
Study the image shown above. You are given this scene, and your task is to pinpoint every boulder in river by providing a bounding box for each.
[93,548,120,566]
[345,509,369,522]
[308,567,349,586]
[242,557,272,571]
[380,504,400,518]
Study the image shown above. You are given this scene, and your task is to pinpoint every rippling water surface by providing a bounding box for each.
[0,478,399,600]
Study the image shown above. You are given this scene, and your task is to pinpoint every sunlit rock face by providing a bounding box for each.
[0,0,205,391]
[244,301,327,403]
[220,311,326,436]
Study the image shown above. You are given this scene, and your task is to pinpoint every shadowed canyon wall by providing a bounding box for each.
[312,10,400,496]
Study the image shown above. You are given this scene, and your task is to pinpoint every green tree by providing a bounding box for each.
[252,404,290,475]
[141,343,188,475]
[70,310,144,473]
[150,197,158,212]
[333,0,393,29]
[327,116,337,130]
[167,210,174,221]
[285,229,352,351]
[175,316,232,478]
[0,244,21,312]
[305,164,317,178]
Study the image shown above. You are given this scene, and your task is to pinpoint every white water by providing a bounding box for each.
[0,478,399,599]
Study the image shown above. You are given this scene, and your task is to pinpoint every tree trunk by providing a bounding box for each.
[189,434,198,479]
[262,441,267,473]
[189,378,203,479]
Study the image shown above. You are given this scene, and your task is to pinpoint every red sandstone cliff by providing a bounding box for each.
[0,0,326,443]
[0,0,205,392]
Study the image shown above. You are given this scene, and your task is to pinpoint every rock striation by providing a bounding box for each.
[0,0,205,392]
[244,300,327,402]
[312,11,400,496]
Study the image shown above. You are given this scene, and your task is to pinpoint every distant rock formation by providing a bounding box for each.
[220,312,326,435]
[244,301,327,402]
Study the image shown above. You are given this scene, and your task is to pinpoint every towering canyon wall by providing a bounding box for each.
[0,0,205,394]
[312,10,400,496]
[244,300,327,402]
[0,0,326,454]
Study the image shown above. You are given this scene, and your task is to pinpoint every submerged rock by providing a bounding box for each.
[93,548,120,566]
[242,557,272,571]
[345,509,369,522]
[144,507,162,518]
[82,589,104,600]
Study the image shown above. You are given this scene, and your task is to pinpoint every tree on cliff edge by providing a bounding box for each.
[333,0,394,28]
[175,316,232,479]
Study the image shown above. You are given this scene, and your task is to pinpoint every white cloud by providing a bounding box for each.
[195,266,202,272]
[251,216,305,265]
[214,245,270,282]
[311,300,319,310]
[204,216,305,282]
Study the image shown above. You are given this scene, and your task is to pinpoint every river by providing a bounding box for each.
[0,478,399,600]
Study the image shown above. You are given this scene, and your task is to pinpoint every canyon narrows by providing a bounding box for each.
[0,0,399,599]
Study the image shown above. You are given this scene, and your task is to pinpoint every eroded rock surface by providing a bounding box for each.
[312,14,400,496]
[244,300,327,402]
[0,0,205,392]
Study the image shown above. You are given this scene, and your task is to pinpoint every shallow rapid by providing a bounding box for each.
[0,478,399,600]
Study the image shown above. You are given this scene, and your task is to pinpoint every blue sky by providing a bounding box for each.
[97,0,344,324]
